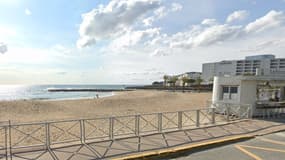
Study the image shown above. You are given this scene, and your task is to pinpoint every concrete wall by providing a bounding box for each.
[239,80,258,114]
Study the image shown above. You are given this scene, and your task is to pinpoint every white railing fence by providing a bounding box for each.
[0,106,252,160]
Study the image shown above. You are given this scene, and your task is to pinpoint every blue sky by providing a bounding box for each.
[0,0,285,84]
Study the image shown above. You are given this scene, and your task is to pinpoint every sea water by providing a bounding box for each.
[0,85,130,101]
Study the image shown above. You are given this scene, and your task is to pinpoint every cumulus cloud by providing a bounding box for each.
[157,10,285,51]
[171,3,183,12]
[143,2,182,27]
[0,43,8,54]
[192,25,242,47]
[150,49,169,57]
[226,10,249,23]
[78,4,285,59]
[168,25,242,49]
[110,28,160,49]
[77,0,161,48]
[201,19,218,26]
[25,8,32,16]
[245,10,285,33]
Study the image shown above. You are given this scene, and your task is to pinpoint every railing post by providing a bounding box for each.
[226,106,230,122]
[109,117,114,140]
[196,110,200,127]
[158,113,162,132]
[135,115,140,136]
[238,106,242,119]
[45,123,50,148]
[178,111,183,129]
[211,108,215,124]
[8,121,12,160]
[247,105,252,119]
[4,122,8,160]
[80,120,85,143]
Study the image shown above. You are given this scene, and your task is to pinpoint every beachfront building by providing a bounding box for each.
[176,72,202,86]
[164,72,201,87]
[202,54,285,84]
[212,75,285,116]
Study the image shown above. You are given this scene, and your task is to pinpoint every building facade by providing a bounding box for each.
[176,72,202,86]
[202,54,285,83]
[211,75,285,116]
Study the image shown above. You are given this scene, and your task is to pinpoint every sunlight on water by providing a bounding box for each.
[0,85,125,101]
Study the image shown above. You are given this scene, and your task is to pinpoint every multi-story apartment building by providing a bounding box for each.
[202,54,285,83]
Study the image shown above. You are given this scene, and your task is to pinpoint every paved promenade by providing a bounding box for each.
[4,118,285,160]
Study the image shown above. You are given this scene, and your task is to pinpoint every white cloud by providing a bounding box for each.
[110,28,160,50]
[154,6,167,18]
[245,10,285,33]
[25,8,32,16]
[226,10,249,23]
[171,3,183,12]
[143,17,155,27]
[201,19,218,26]
[150,49,169,57]
[77,0,161,48]
[143,2,182,26]
[192,25,242,47]
[154,10,285,51]
[0,42,8,54]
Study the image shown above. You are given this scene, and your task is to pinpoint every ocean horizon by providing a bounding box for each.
[0,84,140,101]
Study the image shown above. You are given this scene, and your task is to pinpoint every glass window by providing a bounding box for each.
[223,86,229,93]
[230,87,238,93]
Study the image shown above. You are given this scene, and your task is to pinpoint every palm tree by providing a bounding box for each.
[182,77,189,92]
[170,76,178,88]
[163,75,169,87]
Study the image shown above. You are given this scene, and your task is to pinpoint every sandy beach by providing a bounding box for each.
[0,90,212,123]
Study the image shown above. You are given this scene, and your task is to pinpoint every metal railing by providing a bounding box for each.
[0,106,252,159]
[255,107,285,118]
[209,101,252,122]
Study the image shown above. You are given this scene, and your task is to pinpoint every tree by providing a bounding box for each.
[196,77,203,92]
[181,77,190,92]
[163,75,169,87]
[186,78,195,86]
[169,76,178,87]
[196,77,203,85]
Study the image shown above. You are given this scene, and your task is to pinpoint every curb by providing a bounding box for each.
[113,134,255,160]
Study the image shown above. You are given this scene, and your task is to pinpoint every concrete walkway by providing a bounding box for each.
[170,131,285,160]
[6,118,285,160]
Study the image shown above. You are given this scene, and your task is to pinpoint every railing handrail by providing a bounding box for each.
[3,107,209,126]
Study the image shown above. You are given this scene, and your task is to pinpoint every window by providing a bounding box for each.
[221,86,238,100]
[230,87,238,93]
[223,86,229,93]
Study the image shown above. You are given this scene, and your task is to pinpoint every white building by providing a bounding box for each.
[176,72,202,86]
[212,75,285,116]
[202,54,285,83]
